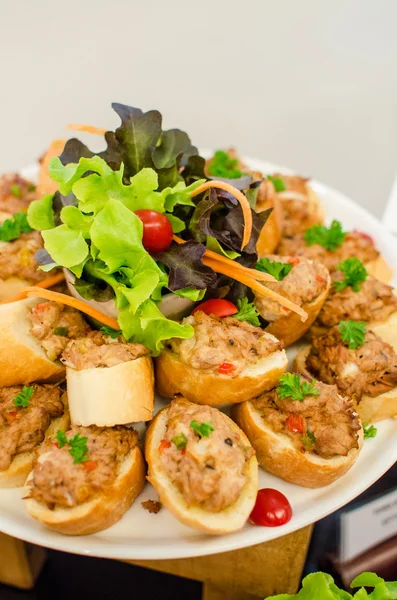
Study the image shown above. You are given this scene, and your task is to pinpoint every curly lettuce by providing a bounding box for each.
[27,156,207,354]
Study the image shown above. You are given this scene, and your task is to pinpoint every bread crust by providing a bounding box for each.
[233,400,363,488]
[366,255,393,284]
[67,356,154,426]
[145,403,258,534]
[0,393,70,488]
[0,298,65,386]
[0,276,30,303]
[256,189,283,256]
[155,348,288,406]
[260,261,331,347]
[294,345,397,423]
[24,445,145,535]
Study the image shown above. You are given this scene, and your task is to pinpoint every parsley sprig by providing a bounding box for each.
[304,220,346,251]
[234,297,261,327]
[0,212,33,242]
[277,373,319,402]
[363,423,377,440]
[190,420,214,438]
[267,175,286,192]
[13,386,34,408]
[334,258,368,292]
[100,325,122,339]
[208,150,242,179]
[55,430,89,464]
[339,320,366,349]
[256,257,293,281]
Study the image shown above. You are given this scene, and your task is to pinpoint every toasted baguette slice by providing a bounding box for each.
[0,298,65,386]
[233,400,363,488]
[257,261,331,347]
[277,184,325,237]
[294,345,397,423]
[145,404,258,534]
[0,393,70,488]
[366,255,393,284]
[24,444,145,536]
[67,356,154,426]
[155,344,288,406]
[255,180,284,256]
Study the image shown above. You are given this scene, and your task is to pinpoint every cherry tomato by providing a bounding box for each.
[192,299,238,318]
[250,488,292,527]
[159,439,171,453]
[218,362,236,375]
[286,414,304,434]
[135,210,173,254]
[83,460,97,472]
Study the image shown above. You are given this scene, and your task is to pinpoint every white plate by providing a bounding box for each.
[1,158,396,560]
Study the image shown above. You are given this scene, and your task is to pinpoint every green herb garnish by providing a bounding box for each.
[234,297,261,327]
[302,430,316,448]
[304,220,346,251]
[0,212,33,242]
[172,433,188,451]
[13,386,34,408]
[10,184,21,198]
[190,420,215,438]
[334,258,368,292]
[267,175,286,192]
[55,430,89,464]
[339,320,366,349]
[363,423,377,440]
[256,257,293,281]
[277,373,319,402]
[53,327,69,337]
[100,325,122,339]
[207,150,242,179]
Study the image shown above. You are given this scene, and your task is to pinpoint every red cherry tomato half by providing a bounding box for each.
[286,414,304,434]
[218,362,236,375]
[250,488,292,527]
[192,299,238,318]
[135,210,173,254]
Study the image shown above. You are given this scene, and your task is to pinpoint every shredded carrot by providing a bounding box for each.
[4,272,66,304]
[172,235,276,283]
[190,181,252,250]
[66,124,107,136]
[23,287,120,330]
[202,257,308,322]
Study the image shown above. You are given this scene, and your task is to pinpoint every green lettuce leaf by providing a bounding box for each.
[41,225,89,271]
[27,194,55,230]
[174,287,206,301]
[206,236,240,259]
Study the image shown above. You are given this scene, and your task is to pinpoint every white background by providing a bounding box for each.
[0,0,396,218]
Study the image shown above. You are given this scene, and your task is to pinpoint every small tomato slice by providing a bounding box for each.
[135,210,173,254]
[286,414,304,434]
[250,488,292,527]
[192,299,238,318]
[218,362,236,375]
[352,230,374,245]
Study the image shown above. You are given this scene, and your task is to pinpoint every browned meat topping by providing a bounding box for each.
[0,174,36,214]
[141,499,162,514]
[252,379,361,459]
[306,328,397,401]
[277,231,379,272]
[29,301,91,361]
[161,398,254,512]
[61,331,150,370]
[254,255,328,322]
[273,174,321,237]
[0,385,63,471]
[0,231,51,283]
[315,274,397,329]
[168,312,282,376]
[29,426,138,508]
